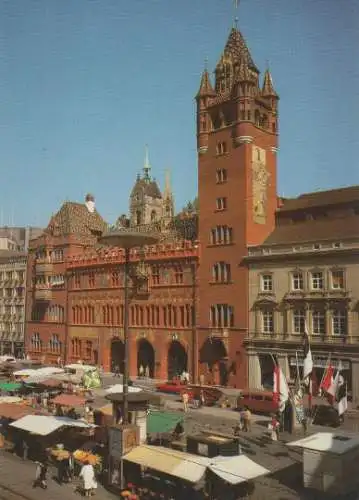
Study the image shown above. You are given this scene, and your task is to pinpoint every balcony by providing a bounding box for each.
[35,287,52,301]
[36,261,53,274]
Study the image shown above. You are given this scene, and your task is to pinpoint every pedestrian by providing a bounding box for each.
[79,460,97,497]
[182,391,189,413]
[242,407,251,432]
[270,415,280,441]
[199,373,205,386]
[33,461,48,489]
[22,439,29,460]
[145,365,150,378]
[42,389,49,409]
[139,364,144,378]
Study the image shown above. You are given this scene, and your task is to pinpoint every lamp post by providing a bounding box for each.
[100,226,158,424]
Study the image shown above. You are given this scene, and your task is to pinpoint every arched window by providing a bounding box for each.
[151,210,157,222]
[49,334,61,353]
[255,110,260,126]
[31,333,42,352]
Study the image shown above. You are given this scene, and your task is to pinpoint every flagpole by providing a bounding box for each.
[295,351,301,390]
[318,353,331,394]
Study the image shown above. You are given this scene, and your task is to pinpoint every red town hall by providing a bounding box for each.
[25,24,280,388]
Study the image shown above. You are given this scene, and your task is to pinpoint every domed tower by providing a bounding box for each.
[129,146,163,226]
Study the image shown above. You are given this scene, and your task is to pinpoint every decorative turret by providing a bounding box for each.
[262,68,278,99]
[196,67,215,99]
[162,169,174,220]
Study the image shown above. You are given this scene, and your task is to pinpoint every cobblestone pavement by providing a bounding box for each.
[0,452,117,500]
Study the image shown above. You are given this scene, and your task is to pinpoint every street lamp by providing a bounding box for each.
[100,225,158,424]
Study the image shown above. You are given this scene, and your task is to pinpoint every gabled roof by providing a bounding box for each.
[45,201,107,237]
[223,27,258,72]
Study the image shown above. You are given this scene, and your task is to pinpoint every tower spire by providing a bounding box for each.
[233,0,240,29]
[164,169,172,198]
[143,144,151,181]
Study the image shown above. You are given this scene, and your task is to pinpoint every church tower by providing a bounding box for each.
[196,21,279,388]
[129,146,163,226]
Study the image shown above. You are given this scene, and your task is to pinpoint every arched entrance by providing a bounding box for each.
[137,339,155,378]
[259,354,276,390]
[167,341,188,380]
[110,340,125,374]
[199,337,230,386]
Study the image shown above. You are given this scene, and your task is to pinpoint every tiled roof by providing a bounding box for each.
[131,178,162,200]
[279,186,359,213]
[45,201,108,237]
[196,70,215,98]
[223,28,258,72]
[264,215,359,246]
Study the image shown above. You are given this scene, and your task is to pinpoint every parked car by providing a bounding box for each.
[236,390,279,415]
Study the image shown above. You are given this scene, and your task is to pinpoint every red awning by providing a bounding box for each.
[0,404,44,421]
[52,394,86,407]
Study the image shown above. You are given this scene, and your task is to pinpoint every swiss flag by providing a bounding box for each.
[320,364,334,393]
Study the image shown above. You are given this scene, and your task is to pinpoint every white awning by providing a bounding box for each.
[124,445,210,483]
[105,384,142,394]
[208,455,270,485]
[10,415,96,436]
[287,432,359,455]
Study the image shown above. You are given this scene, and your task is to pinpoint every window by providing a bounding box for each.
[210,225,233,245]
[212,262,231,283]
[86,341,92,360]
[209,304,234,328]
[152,266,160,285]
[261,310,274,334]
[74,274,81,288]
[72,337,81,357]
[31,333,42,352]
[311,272,323,290]
[291,272,303,291]
[331,270,344,290]
[312,310,325,335]
[216,142,227,155]
[293,309,305,334]
[88,272,95,288]
[313,244,321,250]
[216,197,227,210]
[332,310,347,336]
[216,168,227,183]
[112,271,120,287]
[174,266,183,285]
[49,334,61,353]
[261,274,273,292]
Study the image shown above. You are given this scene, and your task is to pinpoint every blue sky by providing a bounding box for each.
[1,0,358,227]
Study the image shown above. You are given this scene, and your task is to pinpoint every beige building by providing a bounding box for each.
[244,186,359,404]
[0,251,27,356]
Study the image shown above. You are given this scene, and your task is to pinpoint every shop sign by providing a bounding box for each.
[290,356,350,370]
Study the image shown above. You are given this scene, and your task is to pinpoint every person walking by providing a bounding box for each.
[79,460,97,497]
[242,407,251,432]
[33,462,48,489]
[182,391,189,413]
[139,364,144,378]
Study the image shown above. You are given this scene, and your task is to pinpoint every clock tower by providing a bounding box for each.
[196,23,279,388]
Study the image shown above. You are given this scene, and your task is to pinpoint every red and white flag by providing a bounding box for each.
[273,364,289,413]
[320,363,334,393]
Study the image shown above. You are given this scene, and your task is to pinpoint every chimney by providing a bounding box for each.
[85,194,95,213]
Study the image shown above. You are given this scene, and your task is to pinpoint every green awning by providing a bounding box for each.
[147,410,183,435]
[0,382,22,392]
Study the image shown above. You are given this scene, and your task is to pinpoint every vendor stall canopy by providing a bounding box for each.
[123,445,270,485]
[287,432,359,455]
[147,411,183,435]
[105,384,142,395]
[10,415,97,436]
[0,382,22,392]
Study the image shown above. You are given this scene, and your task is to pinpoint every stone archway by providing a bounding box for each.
[167,341,188,380]
[199,337,230,386]
[137,339,155,378]
[110,340,125,374]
